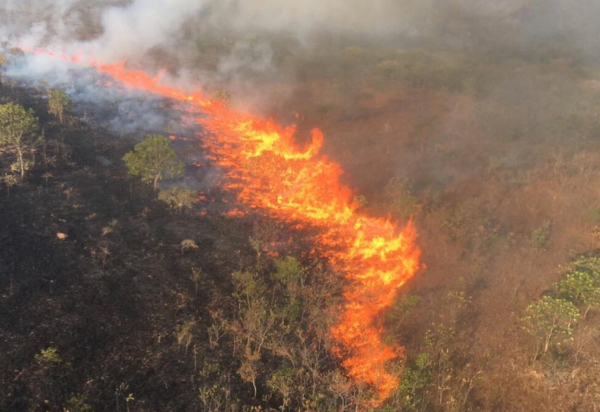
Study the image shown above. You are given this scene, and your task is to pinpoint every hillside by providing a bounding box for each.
[3,28,600,412]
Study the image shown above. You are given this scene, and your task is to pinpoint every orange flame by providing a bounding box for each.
[26,49,421,404]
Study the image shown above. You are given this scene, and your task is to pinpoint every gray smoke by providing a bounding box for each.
[2,1,600,67]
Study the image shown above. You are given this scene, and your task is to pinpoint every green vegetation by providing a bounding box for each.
[554,269,600,318]
[48,89,71,124]
[522,296,581,358]
[180,238,198,253]
[384,177,421,222]
[158,186,197,213]
[64,394,93,412]
[123,134,183,190]
[34,347,63,365]
[522,257,600,360]
[0,102,38,179]
[375,51,465,91]
[532,221,552,250]
[397,353,431,412]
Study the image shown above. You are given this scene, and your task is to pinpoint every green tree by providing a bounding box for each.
[48,89,71,124]
[0,103,39,179]
[231,270,273,398]
[397,353,431,412]
[522,296,581,358]
[532,221,551,250]
[384,177,421,222]
[554,269,600,318]
[568,256,600,276]
[122,134,183,190]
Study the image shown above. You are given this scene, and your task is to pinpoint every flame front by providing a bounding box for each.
[28,50,421,404]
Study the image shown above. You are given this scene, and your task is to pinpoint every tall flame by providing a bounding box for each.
[25,50,420,404]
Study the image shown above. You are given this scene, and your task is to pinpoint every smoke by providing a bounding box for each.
[0,0,205,62]
[2,0,600,69]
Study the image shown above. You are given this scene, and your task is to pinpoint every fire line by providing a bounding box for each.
[24,49,421,405]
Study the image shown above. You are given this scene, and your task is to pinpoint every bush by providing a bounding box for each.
[532,221,551,250]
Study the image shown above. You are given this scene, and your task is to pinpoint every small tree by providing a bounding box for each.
[554,269,600,319]
[47,89,71,124]
[522,296,581,358]
[64,394,93,412]
[532,221,551,250]
[158,186,197,213]
[384,177,421,222]
[398,353,432,412]
[0,103,39,179]
[123,134,183,190]
[2,174,18,197]
[190,266,202,295]
[181,239,198,254]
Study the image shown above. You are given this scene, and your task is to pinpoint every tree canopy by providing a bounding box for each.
[0,102,39,179]
[123,134,183,190]
[48,89,71,124]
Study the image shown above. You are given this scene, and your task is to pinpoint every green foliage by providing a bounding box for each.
[158,186,197,213]
[386,294,421,325]
[0,52,8,67]
[384,177,421,221]
[198,360,237,411]
[583,206,600,223]
[531,221,551,250]
[522,296,581,356]
[554,270,600,308]
[568,256,600,275]
[230,258,343,409]
[374,51,465,91]
[64,394,93,412]
[48,89,71,124]
[122,134,183,190]
[175,320,197,353]
[181,239,198,253]
[397,353,431,412]
[0,102,39,179]
[555,257,600,318]
[190,266,203,295]
[266,367,295,411]
[1,173,18,197]
[271,256,305,286]
[35,347,63,365]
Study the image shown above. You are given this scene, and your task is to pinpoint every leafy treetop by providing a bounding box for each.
[0,103,39,179]
[123,134,184,190]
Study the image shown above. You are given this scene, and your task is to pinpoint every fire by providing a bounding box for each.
[25,49,420,405]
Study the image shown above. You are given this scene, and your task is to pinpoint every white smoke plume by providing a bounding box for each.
[0,0,205,62]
